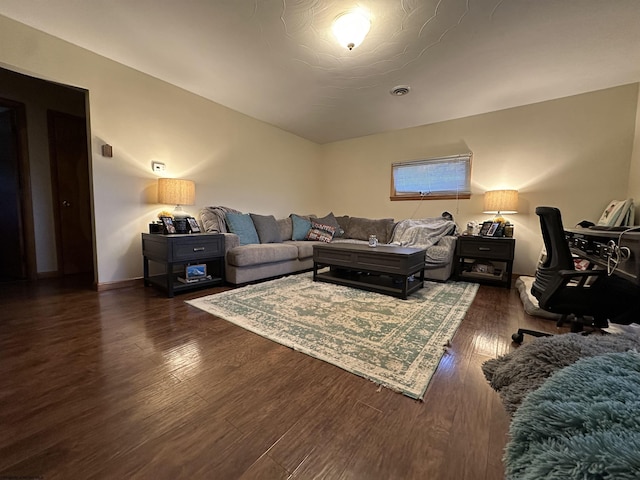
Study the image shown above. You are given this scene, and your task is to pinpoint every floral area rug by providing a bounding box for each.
[186,272,479,399]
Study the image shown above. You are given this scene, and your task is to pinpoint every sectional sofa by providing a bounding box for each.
[199,206,458,285]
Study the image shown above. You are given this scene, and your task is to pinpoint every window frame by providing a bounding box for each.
[390,153,472,201]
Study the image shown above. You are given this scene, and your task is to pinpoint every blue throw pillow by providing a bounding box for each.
[291,214,312,241]
[225,212,259,245]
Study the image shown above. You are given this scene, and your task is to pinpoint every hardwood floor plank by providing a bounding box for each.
[0,277,549,479]
[289,400,383,479]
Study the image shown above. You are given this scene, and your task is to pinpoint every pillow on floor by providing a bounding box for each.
[515,276,562,320]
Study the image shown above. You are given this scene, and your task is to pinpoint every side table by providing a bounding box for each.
[142,232,225,297]
[454,235,515,288]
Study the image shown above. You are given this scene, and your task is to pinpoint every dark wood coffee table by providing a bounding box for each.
[312,243,426,299]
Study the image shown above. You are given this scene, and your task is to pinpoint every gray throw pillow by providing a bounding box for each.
[277,217,293,241]
[316,212,344,237]
[250,213,282,243]
[335,215,350,238]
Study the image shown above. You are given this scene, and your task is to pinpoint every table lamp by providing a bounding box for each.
[483,189,518,223]
[158,178,195,233]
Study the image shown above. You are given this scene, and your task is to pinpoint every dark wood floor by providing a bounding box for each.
[0,275,561,479]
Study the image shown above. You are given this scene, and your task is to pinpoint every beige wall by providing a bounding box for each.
[321,84,639,275]
[0,14,321,284]
[628,86,640,224]
[1,13,637,283]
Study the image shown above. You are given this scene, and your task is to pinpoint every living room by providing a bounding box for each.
[2,2,640,478]
[1,7,640,286]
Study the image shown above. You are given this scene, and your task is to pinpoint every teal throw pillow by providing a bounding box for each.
[225,212,259,245]
[291,214,312,241]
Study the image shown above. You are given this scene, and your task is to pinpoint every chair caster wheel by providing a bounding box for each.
[512,332,524,344]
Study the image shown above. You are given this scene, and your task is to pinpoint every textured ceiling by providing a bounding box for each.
[2,0,640,144]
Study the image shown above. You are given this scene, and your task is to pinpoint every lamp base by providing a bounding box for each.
[172,205,190,219]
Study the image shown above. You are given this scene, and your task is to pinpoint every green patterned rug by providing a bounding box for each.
[186,273,479,399]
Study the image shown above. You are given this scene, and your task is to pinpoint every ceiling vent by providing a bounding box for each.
[390,85,411,96]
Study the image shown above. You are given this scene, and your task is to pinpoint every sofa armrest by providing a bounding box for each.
[222,232,240,253]
[437,235,457,250]
[425,235,457,266]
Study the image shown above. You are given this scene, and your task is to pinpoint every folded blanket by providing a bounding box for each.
[199,206,242,233]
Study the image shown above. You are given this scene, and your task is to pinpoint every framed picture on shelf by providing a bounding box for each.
[487,222,500,237]
[160,216,176,234]
[185,263,207,280]
[479,221,493,236]
[187,217,201,233]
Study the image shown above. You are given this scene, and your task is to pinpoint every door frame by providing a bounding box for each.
[0,98,37,281]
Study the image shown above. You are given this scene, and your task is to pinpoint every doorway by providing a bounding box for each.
[0,66,94,284]
[0,99,35,282]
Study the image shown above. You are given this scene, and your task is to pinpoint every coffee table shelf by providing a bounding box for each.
[313,243,426,299]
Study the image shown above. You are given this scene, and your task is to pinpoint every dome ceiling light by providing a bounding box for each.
[332,10,371,50]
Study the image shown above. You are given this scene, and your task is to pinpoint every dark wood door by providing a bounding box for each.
[48,111,94,275]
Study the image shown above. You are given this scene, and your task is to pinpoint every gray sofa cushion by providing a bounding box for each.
[345,217,395,244]
[291,240,320,259]
[250,213,281,243]
[226,243,298,267]
[277,217,293,241]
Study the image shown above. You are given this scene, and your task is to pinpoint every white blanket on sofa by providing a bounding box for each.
[391,218,456,249]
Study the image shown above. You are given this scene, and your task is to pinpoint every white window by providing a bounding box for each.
[390,153,472,201]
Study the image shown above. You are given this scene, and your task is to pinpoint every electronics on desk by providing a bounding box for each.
[567,232,626,263]
[595,242,613,260]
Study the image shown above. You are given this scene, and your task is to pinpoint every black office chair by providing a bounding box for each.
[512,206,609,344]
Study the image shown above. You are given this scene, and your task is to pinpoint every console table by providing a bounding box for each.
[142,232,225,297]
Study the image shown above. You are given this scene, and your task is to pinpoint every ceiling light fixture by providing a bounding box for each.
[390,85,411,96]
[332,10,371,50]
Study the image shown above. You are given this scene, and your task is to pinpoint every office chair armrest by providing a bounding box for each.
[557,269,606,279]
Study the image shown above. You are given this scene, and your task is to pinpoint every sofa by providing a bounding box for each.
[199,206,458,285]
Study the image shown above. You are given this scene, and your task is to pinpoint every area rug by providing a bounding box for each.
[186,273,479,399]
[482,332,640,414]
[504,351,640,480]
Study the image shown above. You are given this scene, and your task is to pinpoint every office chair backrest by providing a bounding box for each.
[531,206,575,306]
[536,206,575,271]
